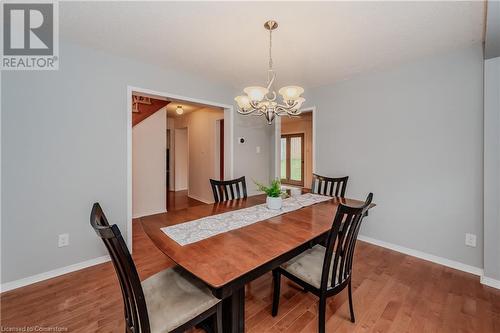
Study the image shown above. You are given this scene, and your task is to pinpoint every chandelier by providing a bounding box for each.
[234,20,305,125]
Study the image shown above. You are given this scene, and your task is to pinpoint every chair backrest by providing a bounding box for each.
[210,176,247,203]
[90,203,150,333]
[320,193,373,291]
[311,173,348,198]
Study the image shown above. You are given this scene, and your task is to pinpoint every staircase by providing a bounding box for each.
[132,96,170,126]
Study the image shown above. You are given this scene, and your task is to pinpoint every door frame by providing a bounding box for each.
[274,106,317,185]
[127,85,234,251]
[280,133,305,186]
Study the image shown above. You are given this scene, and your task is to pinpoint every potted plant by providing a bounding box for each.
[255,179,286,210]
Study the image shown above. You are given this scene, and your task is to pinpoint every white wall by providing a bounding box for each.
[308,45,484,268]
[132,108,166,218]
[1,39,272,285]
[173,108,224,203]
[174,128,188,191]
[234,114,274,195]
[483,56,500,281]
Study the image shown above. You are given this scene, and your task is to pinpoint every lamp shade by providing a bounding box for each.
[243,86,268,102]
[234,95,251,109]
[176,106,184,115]
[278,86,304,101]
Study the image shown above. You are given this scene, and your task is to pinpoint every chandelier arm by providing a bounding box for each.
[275,105,301,116]
[275,101,298,111]
[236,108,257,115]
[249,100,262,109]
[275,106,290,115]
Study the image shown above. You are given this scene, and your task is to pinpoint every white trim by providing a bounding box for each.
[127,85,234,252]
[480,276,500,289]
[4,234,498,292]
[357,235,483,276]
[274,106,317,181]
[131,86,233,110]
[132,209,168,219]
[310,106,317,173]
[174,187,188,192]
[0,255,111,293]
[274,117,281,180]
[127,86,133,252]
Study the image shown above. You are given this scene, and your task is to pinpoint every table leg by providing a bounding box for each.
[222,286,245,333]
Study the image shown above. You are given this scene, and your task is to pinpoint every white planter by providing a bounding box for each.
[266,196,282,210]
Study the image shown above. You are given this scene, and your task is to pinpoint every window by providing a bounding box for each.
[280,133,304,186]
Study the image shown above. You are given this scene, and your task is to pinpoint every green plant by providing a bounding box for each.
[254,179,285,198]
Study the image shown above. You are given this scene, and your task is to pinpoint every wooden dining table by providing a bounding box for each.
[141,192,374,333]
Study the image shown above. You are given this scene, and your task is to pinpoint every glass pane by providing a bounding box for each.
[280,138,287,179]
[290,136,302,181]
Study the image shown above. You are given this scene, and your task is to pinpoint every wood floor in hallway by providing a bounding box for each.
[167,190,205,211]
[1,219,499,332]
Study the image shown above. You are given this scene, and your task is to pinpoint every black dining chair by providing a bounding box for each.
[210,176,247,203]
[90,203,222,333]
[311,173,349,198]
[271,193,373,333]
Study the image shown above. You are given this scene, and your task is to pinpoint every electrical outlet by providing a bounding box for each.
[465,233,476,247]
[58,233,69,248]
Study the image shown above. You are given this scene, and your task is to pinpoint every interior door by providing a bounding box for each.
[280,133,304,186]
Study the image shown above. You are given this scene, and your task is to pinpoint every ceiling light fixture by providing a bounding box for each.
[234,20,305,125]
[176,105,184,115]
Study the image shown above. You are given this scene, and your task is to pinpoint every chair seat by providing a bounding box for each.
[281,245,341,289]
[142,266,220,333]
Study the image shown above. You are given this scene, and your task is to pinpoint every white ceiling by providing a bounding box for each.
[61,1,485,89]
[165,101,204,117]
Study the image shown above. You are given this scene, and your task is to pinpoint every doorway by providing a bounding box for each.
[281,133,304,186]
[174,128,188,191]
[127,85,234,251]
[215,119,224,180]
[279,110,314,188]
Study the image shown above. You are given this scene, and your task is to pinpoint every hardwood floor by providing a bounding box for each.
[1,221,499,332]
[167,190,205,211]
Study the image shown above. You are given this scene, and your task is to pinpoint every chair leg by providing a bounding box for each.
[348,280,355,323]
[212,302,223,333]
[318,296,327,333]
[271,269,281,317]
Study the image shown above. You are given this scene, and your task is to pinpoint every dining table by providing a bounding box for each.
[141,191,375,333]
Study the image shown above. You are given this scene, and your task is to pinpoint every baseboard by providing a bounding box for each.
[3,235,496,293]
[132,208,167,219]
[0,255,111,293]
[357,235,484,276]
[174,187,188,191]
[480,276,500,289]
[187,194,213,204]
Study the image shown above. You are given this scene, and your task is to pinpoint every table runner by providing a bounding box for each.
[161,193,331,245]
